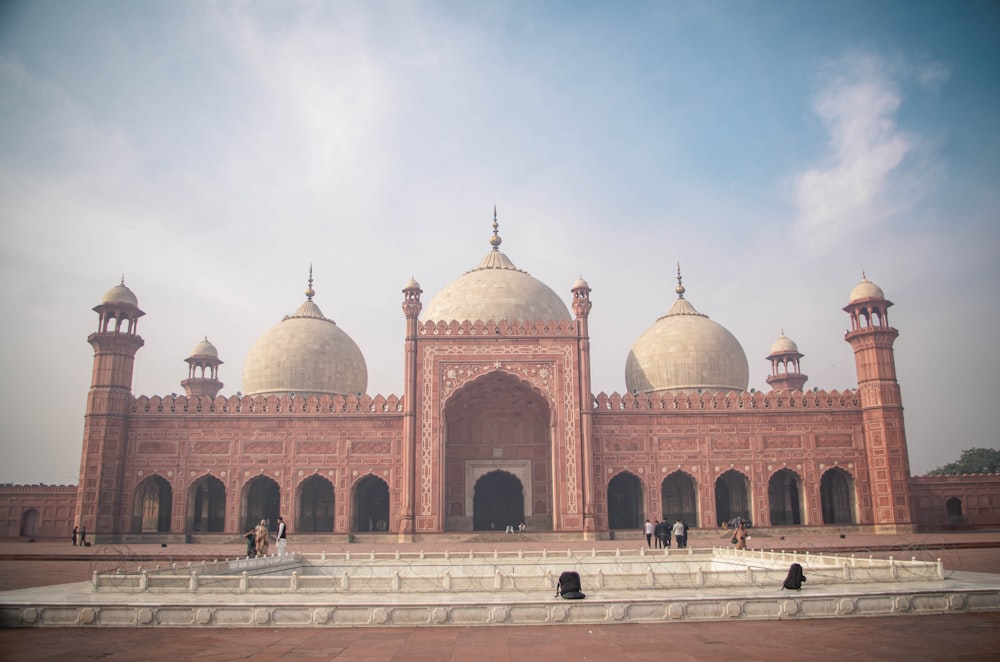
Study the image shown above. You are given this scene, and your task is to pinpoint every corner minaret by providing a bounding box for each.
[399,274,423,541]
[181,337,224,398]
[75,278,146,539]
[843,274,913,532]
[766,331,808,392]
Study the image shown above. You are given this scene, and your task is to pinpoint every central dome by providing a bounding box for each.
[625,271,748,394]
[242,276,367,397]
[420,214,571,324]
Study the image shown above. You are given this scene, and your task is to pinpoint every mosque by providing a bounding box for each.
[5,214,996,541]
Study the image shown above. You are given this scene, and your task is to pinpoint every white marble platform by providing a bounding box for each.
[3,547,999,628]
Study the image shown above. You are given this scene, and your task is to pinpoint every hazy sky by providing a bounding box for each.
[1,1,998,484]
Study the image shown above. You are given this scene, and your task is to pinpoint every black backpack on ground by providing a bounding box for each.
[556,570,586,599]
[781,563,806,590]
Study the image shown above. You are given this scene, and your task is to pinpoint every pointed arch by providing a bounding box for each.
[472,469,525,531]
[243,475,280,532]
[353,474,390,532]
[132,474,173,533]
[297,474,335,532]
[820,467,856,524]
[661,470,698,526]
[607,471,644,530]
[187,474,226,533]
[19,509,39,538]
[715,469,750,526]
[767,468,803,526]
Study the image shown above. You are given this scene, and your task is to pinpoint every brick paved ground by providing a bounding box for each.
[2,532,999,660]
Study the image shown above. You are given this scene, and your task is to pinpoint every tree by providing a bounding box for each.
[927,447,1000,475]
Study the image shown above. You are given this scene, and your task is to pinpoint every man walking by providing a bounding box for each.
[276,516,288,556]
[643,519,654,547]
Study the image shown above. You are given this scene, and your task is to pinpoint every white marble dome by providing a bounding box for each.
[769,334,799,355]
[101,281,139,307]
[242,284,367,397]
[188,337,219,359]
[848,276,885,303]
[625,278,748,394]
[420,219,571,324]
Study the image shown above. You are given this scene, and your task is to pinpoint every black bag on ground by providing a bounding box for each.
[556,570,586,599]
[781,563,806,590]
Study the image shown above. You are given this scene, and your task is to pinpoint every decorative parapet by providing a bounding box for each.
[0,484,77,494]
[911,474,1000,484]
[592,388,859,411]
[417,319,578,337]
[131,393,404,416]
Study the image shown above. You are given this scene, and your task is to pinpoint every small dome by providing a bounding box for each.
[242,287,367,397]
[625,274,748,394]
[404,277,421,291]
[770,334,799,355]
[189,337,219,359]
[101,281,138,307]
[849,276,885,303]
[421,215,571,323]
[573,276,590,290]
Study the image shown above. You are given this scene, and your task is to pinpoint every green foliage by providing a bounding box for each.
[927,447,1000,475]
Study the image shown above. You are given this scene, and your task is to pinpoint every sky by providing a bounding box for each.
[1,0,998,484]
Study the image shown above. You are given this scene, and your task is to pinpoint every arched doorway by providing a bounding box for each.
[243,475,280,532]
[715,470,750,526]
[767,468,803,526]
[661,471,698,526]
[444,371,552,531]
[607,471,643,530]
[472,470,524,531]
[298,475,335,532]
[353,474,389,532]
[133,474,172,533]
[19,509,39,538]
[946,497,963,524]
[188,474,226,533]
[820,467,856,524]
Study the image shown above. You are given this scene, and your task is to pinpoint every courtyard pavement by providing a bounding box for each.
[1,530,999,660]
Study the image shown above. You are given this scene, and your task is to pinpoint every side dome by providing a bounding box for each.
[769,333,799,355]
[101,280,139,307]
[420,213,571,323]
[848,275,885,303]
[625,271,748,394]
[242,277,367,397]
[189,337,219,359]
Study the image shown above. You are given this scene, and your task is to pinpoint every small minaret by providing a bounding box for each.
[181,337,224,398]
[766,331,808,392]
[399,274,423,540]
[843,274,913,532]
[76,278,146,539]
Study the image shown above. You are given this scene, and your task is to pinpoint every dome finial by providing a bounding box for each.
[305,264,315,301]
[121,274,126,286]
[675,262,686,299]
[489,206,502,250]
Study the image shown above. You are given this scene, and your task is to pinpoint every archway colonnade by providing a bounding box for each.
[129,472,391,535]
[606,466,857,530]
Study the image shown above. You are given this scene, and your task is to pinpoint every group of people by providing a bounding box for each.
[643,518,688,549]
[244,516,288,558]
[70,526,87,546]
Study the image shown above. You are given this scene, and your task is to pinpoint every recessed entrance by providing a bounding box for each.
[472,470,525,531]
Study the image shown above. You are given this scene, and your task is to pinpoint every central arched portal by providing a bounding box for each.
[472,470,525,531]
[444,370,553,531]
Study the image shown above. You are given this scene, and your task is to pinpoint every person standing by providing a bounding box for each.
[276,516,287,556]
[255,519,270,557]
[72,526,78,546]
[643,519,654,547]
[680,518,689,549]
[79,526,87,547]
[244,527,257,558]
[672,518,685,549]
[734,522,748,550]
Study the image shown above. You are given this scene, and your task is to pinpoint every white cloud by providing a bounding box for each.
[792,54,912,249]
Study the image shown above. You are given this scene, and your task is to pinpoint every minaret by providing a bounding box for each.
[572,275,596,536]
[75,278,145,540]
[765,331,808,392]
[181,337,224,398]
[843,274,914,532]
[399,274,423,541]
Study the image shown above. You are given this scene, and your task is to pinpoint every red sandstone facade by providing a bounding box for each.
[4,274,999,541]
